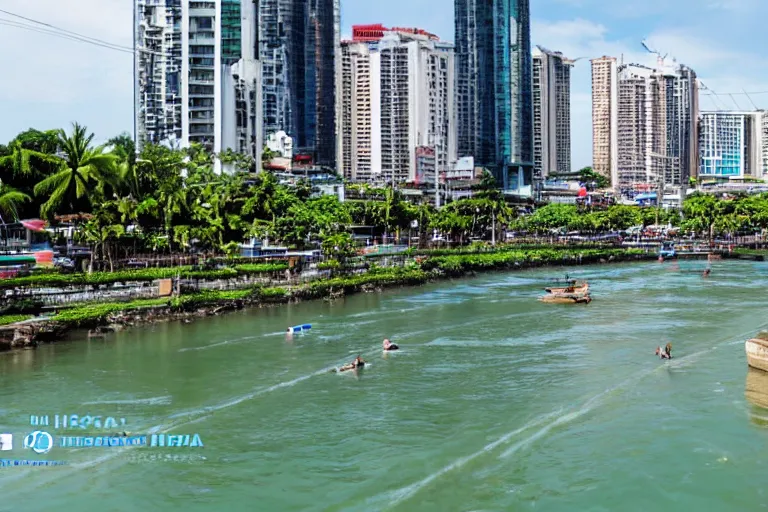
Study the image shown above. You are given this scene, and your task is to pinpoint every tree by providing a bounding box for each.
[34,123,119,218]
[321,232,356,263]
[108,133,138,197]
[0,185,31,221]
[682,193,719,240]
[578,166,609,190]
[528,204,579,233]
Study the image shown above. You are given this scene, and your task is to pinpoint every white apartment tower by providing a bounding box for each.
[339,42,374,181]
[532,46,573,179]
[360,32,456,183]
[135,0,262,173]
[134,0,183,147]
[616,64,667,191]
[591,56,618,187]
[762,111,768,177]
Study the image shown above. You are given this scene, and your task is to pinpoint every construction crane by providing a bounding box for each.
[640,40,667,69]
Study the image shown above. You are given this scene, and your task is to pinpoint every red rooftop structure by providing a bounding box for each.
[352,24,438,42]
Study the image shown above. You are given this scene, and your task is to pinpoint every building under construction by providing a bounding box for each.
[592,53,699,193]
[616,64,666,193]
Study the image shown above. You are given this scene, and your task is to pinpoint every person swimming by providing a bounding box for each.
[383,338,399,351]
[655,344,671,359]
[337,355,366,372]
[703,268,711,277]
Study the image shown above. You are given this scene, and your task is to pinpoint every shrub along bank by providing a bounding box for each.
[0,263,289,290]
[42,248,652,332]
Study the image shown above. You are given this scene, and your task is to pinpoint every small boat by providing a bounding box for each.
[745,333,768,372]
[544,282,589,295]
[539,293,592,304]
[746,369,768,426]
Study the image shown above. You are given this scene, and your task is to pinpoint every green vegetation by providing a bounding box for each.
[0,263,288,290]
[46,247,648,330]
[512,194,768,239]
[0,314,33,326]
[52,298,171,326]
[422,248,646,275]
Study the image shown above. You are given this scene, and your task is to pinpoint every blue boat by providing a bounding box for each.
[287,324,312,333]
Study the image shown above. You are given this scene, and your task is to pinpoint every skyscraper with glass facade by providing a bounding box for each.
[259,0,340,167]
[699,111,762,179]
[455,0,533,195]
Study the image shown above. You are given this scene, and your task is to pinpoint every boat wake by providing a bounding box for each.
[177,335,258,352]
[0,343,390,495]
[381,334,750,509]
[381,409,564,507]
[81,395,172,406]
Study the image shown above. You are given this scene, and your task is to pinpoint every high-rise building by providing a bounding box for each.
[615,64,667,192]
[455,0,533,194]
[699,111,763,179]
[338,41,373,181]
[134,0,262,173]
[532,46,573,180]
[662,65,698,186]
[590,56,618,187]
[259,0,340,167]
[338,30,456,185]
[761,111,768,176]
[134,0,183,148]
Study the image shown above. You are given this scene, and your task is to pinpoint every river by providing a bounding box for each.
[2,261,768,511]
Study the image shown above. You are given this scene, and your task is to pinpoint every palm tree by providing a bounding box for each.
[34,123,120,218]
[108,133,138,197]
[0,140,58,182]
[0,185,31,220]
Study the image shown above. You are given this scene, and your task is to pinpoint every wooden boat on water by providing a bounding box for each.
[544,282,589,295]
[745,333,768,372]
[539,293,592,304]
[745,368,768,426]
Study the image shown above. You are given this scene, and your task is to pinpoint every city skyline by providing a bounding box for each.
[1,0,767,171]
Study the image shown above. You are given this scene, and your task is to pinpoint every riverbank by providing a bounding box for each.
[0,248,653,351]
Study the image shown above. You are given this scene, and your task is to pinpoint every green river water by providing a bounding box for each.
[2,261,768,511]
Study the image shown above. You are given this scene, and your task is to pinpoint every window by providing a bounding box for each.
[196,17,213,30]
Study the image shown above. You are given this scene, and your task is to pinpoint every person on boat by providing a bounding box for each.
[383,338,399,351]
[338,355,366,372]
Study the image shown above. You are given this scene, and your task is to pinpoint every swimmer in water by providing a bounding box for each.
[655,345,671,359]
[383,338,399,351]
[703,268,711,278]
[337,355,366,372]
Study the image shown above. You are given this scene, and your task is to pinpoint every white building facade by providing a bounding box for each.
[338,41,374,181]
[591,56,618,187]
[532,46,573,179]
[339,32,457,184]
[135,0,262,173]
[699,111,763,180]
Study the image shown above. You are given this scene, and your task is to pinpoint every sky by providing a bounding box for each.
[1,0,767,169]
